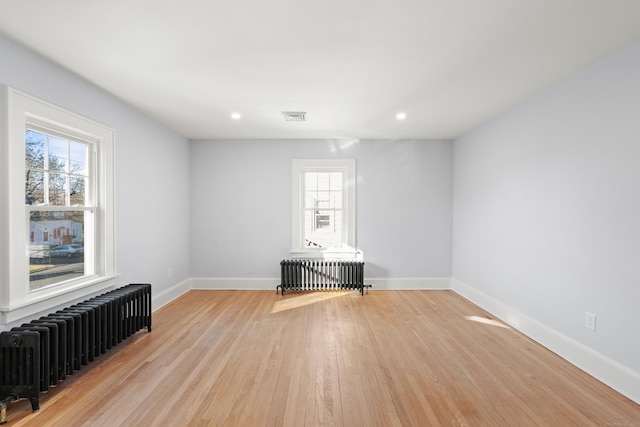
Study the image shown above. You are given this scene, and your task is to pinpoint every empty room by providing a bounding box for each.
[1,1,640,425]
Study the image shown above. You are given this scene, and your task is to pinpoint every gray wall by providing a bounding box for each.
[0,34,191,313]
[452,38,640,373]
[190,139,453,278]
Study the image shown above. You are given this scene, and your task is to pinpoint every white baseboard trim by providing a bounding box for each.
[152,278,191,312]
[190,277,280,290]
[189,277,451,291]
[451,278,640,405]
[367,277,452,290]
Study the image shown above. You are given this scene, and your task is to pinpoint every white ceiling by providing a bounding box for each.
[2,1,640,140]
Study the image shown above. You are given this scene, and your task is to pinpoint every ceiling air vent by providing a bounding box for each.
[282,111,306,122]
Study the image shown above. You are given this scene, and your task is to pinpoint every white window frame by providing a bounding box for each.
[291,159,360,259]
[1,87,116,324]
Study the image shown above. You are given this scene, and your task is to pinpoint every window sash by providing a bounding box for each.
[27,206,96,260]
[26,127,94,205]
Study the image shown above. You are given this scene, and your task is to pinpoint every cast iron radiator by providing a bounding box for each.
[277,259,367,295]
[0,283,151,423]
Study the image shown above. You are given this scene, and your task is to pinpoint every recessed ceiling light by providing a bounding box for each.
[396,112,407,120]
[231,112,241,120]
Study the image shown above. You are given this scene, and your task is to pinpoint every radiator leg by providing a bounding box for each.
[0,397,14,424]
[30,397,39,411]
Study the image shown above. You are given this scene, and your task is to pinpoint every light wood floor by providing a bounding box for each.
[5,290,640,426]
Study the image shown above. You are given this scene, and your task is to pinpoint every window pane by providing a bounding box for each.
[25,130,46,169]
[26,170,45,205]
[334,211,343,234]
[316,191,330,208]
[48,173,68,205]
[332,192,343,209]
[69,175,86,206]
[48,136,68,172]
[305,172,317,191]
[29,210,86,290]
[70,142,88,175]
[304,192,315,208]
[304,210,314,231]
[330,172,342,191]
[317,173,330,191]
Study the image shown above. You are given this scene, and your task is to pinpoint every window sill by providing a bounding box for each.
[0,274,118,325]
[290,249,363,260]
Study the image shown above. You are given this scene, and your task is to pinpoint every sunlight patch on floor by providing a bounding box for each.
[271,291,353,313]
[465,315,511,329]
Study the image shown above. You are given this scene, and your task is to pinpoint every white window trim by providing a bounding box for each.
[1,87,116,324]
[291,158,361,259]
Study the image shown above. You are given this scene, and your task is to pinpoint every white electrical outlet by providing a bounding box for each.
[585,312,596,331]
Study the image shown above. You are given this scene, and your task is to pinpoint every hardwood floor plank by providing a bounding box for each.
[3,290,640,426]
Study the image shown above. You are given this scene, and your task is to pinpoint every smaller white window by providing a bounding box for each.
[291,159,358,259]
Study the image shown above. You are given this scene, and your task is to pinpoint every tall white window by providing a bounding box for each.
[2,87,115,324]
[291,159,358,258]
